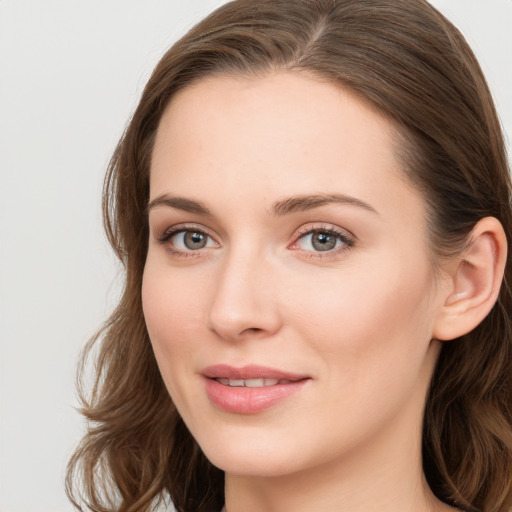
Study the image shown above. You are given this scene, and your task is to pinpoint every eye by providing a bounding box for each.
[158,226,219,254]
[291,227,354,254]
[172,230,214,250]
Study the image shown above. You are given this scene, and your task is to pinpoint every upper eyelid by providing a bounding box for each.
[158,223,217,239]
[292,223,356,241]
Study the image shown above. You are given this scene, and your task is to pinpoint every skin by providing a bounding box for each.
[142,72,460,512]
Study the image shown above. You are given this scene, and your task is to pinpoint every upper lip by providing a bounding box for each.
[202,364,309,381]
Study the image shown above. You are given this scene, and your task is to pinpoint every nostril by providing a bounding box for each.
[244,327,262,334]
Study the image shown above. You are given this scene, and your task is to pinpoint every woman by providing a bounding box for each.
[66,1,512,511]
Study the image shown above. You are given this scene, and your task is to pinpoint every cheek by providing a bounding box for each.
[142,260,206,367]
[142,260,212,415]
[283,260,437,442]
[286,257,436,370]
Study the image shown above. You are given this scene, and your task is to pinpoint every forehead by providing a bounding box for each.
[156,72,395,151]
[150,72,424,231]
[153,73,398,180]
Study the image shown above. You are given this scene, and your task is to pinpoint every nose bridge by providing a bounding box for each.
[207,239,281,340]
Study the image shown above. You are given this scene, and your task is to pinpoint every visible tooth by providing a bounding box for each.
[222,378,285,387]
[280,379,291,384]
[245,378,264,388]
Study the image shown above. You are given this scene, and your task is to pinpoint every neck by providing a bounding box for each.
[225,451,434,512]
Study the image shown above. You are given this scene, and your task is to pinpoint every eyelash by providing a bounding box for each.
[290,225,355,258]
[156,224,355,259]
[157,225,215,258]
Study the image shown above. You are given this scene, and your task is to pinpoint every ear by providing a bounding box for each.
[433,217,507,341]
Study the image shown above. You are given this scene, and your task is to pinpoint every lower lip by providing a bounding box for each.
[204,378,308,414]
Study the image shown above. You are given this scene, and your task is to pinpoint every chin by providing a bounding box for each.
[195,428,305,477]
[208,452,298,478]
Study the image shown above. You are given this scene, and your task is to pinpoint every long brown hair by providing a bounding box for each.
[66,1,512,511]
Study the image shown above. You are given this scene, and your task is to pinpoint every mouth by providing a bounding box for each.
[214,377,293,387]
[202,364,310,414]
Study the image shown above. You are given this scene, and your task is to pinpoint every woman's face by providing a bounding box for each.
[143,72,449,477]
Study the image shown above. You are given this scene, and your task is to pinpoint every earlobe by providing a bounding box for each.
[433,217,507,341]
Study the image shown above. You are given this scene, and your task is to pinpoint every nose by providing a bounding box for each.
[207,247,282,341]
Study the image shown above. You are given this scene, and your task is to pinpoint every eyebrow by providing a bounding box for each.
[147,195,213,216]
[146,193,378,217]
[269,193,378,216]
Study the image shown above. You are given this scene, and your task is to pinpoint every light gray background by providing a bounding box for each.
[0,1,511,511]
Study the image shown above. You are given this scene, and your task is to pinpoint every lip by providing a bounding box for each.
[202,364,308,381]
[202,364,310,414]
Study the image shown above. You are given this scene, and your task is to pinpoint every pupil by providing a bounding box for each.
[184,231,206,249]
[312,232,336,251]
